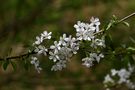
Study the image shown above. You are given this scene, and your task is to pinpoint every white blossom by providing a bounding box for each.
[34,36,43,45]
[34,45,48,56]
[111,69,118,76]
[103,64,135,90]
[31,31,52,72]
[103,74,114,84]
[70,42,79,54]
[82,53,104,67]
[57,47,73,60]
[91,37,105,48]
[49,51,60,62]
[31,56,42,73]
[50,41,61,52]
[82,57,94,67]
[74,21,95,41]
[33,31,52,45]
[74,17,101,41]
[90,17,100,26]
[59,34,68,46]
[51,61,67,71]
[117,68,131,84]
[90,17,100,32]
[68,37,79,54]
[41,31,52,39]
[91,53,104,63]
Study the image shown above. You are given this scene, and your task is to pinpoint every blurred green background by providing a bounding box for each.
[0,0,135,90]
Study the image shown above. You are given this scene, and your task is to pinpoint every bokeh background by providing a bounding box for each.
[0,0,135,90]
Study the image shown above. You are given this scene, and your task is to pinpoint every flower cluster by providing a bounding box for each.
[49,34,80,71]
[82,53,104,67]
[31,56,42,73]
[103,63,135,90]
[74,17,105,67]
[74,17,100,41]
[30,17,105,72]
[33,31,52,45]
[31,31,52,73]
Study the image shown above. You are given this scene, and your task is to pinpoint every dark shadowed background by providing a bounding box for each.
[0,0,135,90]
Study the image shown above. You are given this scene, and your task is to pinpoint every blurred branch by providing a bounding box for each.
[0,50,36,61]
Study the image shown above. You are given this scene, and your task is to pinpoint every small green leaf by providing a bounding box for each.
[106,20,116,31]
[11,61,17,71]
[112,15,117,20]
[127,47,135,51]
[123,21,130,27]
[106,22,112,30]
[3,60,9,70]
[129,37,135,44]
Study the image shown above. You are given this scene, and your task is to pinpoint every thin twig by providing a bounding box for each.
[94,29,104,35]
[118,12,135,23]
[0,51,36,61]
[94,12,135,35]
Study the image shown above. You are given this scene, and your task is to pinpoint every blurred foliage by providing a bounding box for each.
[0,0,135,90]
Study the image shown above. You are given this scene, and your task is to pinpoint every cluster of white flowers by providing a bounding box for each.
[31,56,42,73]
[74,17,105,67]
[91,37,106,48]
[33,31,52,45]
[103,63,135,90]
[31,31,52,73]
[82,53,104,67]
[74,17,100,41]
[30,17,105,72]
[49,34,80,71]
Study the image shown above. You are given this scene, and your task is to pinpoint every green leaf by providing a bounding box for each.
[11,61,17,71]
[3,60,9,70]
[106,22,113,31]
[123,21,130,27]
[106,20,116,31]
[127,47,135,51]
[112,15,117,20]
[129,37,135,44]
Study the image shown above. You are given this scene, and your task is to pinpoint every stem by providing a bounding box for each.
[94,29,104,35]
[118,12,135,23]
[94,12,135,35]
[0,51,36,61]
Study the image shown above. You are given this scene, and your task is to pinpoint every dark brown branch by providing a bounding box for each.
[0,51,36,61]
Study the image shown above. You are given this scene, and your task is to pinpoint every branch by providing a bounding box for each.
[94,12,135,35]
[0,51,36,61]
[1,12,135,61]
[118,12,135,23]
